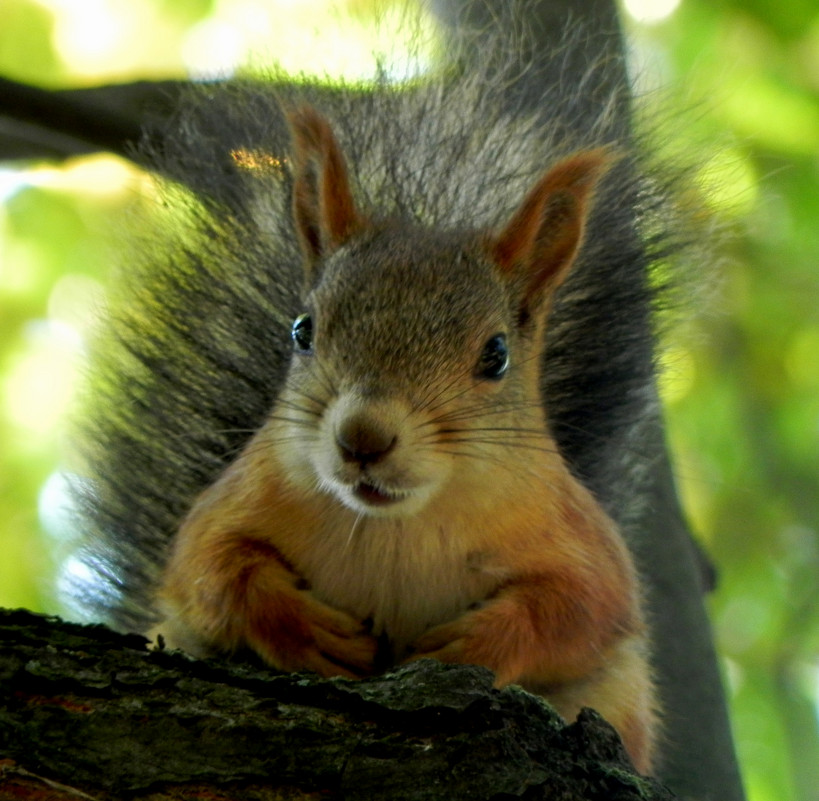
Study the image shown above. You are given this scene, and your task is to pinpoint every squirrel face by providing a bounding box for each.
[275,224,541,518]
[270,106,610,517]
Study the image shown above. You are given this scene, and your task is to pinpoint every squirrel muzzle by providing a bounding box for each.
[317,391,444,517]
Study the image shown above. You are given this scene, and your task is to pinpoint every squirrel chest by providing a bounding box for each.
[288,505,510,658]
[150,107,656,772]
[269,454,560,658]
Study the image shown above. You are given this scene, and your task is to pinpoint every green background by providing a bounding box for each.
[1,1,818,798]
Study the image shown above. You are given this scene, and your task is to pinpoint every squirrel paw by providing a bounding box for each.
[153,590,378,679]
[248,590,379,679]
[406,614,477,667]
[405,602,526,686]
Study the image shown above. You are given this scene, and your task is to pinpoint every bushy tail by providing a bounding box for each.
[65,16,698,631]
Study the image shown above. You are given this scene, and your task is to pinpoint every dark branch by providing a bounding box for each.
[0,76,187,163]
[0,608,674,800]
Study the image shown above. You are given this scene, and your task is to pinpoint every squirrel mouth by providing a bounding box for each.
[353,482,402,507]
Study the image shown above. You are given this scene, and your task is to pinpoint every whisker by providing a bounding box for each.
[419,397,544,428]
[346,512,365,549]
[438,425,547,437]
[274,398,323,417]
[264,414,319,427]
[277,384,325,408]
[417,369,475,416]
[437,438,563,455]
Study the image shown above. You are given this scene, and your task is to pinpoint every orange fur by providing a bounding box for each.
[156,420,657,771]
[152,108,657,774]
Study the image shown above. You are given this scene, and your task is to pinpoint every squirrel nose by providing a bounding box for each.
[336,415,397,466]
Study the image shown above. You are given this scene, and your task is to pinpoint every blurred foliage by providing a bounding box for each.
[1,1,818,799]
[624,3,819,799]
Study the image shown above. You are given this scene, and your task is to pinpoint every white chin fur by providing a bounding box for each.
[333,482,436,518]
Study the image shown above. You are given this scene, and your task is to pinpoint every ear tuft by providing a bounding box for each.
[288,106,365,272]
[490,149,613,314]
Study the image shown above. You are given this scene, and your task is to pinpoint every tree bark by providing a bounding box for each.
[0,608,674,801]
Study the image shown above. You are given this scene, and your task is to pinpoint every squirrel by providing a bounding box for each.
[63,15,694,779]
[150,108,657,770]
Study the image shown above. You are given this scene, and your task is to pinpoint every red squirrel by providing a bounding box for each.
[147,107,657,772]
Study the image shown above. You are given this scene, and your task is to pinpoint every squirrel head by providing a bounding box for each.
[274,106,610,518]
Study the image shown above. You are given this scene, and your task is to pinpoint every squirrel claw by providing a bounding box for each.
[299,648,376,679]
[407,619,470,665]
[309,629,378,677]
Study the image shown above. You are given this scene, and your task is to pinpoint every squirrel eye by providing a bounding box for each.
[291,313,314,353]
[477,334,509,380]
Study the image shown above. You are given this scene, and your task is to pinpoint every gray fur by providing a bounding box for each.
[67,22,693,631]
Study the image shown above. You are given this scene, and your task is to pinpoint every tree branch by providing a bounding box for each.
[0,608,673,800]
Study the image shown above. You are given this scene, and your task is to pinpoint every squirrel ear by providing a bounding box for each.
[489,149,612,317]
[288,106,365,273]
